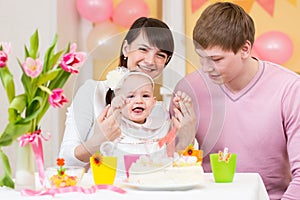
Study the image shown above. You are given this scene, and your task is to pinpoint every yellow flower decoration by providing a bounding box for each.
[91,152,103,167]
[178,144,203,162]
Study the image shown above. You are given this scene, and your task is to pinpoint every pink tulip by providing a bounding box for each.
[0,42,11,68]
[48,88,68,108]
[22,57,43,78]
[0,51,8,68]
[60,43,87,73]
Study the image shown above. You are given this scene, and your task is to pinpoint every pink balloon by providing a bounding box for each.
[253,31,294,64]
[76,0,113,23]
[251,48,260,59]
[112,0,150,28]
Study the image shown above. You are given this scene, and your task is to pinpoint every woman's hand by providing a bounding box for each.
[172,91,197,150]
[75,104,123,163]
[96,95,127,143]
[85,104,123,152]
[97,104,123,142]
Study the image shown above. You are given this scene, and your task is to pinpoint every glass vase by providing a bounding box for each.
[14,143,35,191]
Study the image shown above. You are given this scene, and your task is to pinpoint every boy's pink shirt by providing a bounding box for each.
[174,60,300,200]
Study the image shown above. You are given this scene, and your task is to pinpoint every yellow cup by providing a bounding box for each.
[90,156,117,185]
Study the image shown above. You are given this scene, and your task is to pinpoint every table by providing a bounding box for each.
[0,173,269,200]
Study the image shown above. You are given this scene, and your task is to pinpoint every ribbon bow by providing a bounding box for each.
[18,129,51,187]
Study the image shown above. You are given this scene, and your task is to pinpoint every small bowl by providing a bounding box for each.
[45,166,85,188]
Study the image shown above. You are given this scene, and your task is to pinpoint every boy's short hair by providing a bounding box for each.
[193,2,255,54]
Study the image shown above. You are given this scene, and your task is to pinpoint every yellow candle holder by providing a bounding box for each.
[90,153,117,185]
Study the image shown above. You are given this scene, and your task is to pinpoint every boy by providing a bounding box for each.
[174,2,300,199]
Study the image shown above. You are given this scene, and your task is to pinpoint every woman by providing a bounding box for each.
[59,17,178,168]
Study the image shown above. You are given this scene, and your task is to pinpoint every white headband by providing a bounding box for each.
[106,67,154,91]
[115,71,154,91]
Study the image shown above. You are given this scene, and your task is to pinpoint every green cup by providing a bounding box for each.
[210,153,237,183]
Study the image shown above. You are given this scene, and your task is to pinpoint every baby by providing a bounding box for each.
[101,71,173,157]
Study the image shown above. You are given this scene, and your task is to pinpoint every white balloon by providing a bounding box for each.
[87,21,124,60]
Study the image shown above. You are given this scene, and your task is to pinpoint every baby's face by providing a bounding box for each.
[118,75,156,124]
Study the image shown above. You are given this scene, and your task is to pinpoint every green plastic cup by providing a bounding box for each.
[210,153,237,183]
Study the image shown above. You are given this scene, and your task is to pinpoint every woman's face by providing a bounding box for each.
[122,32,169,78]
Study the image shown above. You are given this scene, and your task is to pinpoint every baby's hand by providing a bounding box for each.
[171,91,196,150]
[111,95,126,110]
[172,91,192,111]
[107,95,126,117]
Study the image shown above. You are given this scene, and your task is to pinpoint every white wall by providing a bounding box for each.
[0,0,184,177]
[0,0,78,176]
[161,0,186,109]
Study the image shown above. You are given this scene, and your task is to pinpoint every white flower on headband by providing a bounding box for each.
[106,66,129,90]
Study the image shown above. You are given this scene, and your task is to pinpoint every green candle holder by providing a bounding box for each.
[210,153,237,183]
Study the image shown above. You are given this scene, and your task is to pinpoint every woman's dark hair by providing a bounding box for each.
[120,17,174,67]
[106,17,174,105]
[105,88,115,106]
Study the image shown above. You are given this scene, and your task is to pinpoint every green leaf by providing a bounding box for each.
[0,66,16,103]
[0,148,14,188]
[31,86,50,125]
[47,50,64,71]
[36,68,61,86]
[0,121,31,146]
[7,109,17,123]
[21,73,32,99]
[18,58,38,102]
[0,148,12,176]
[0,175,14,189]
[24,45,30,58]
[43,34,58,72]
[48,70,71,90]
[29,29,39,59]
[8,94,27,114]
[24,96,43,123]
[66,42,71,52]
[37,100,50,124]
[7,94,27,122]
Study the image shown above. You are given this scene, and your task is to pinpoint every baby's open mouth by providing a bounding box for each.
[132,107,145,113]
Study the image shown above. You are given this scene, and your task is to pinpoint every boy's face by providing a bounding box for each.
[195,46,245,85]
[118,75,156,124]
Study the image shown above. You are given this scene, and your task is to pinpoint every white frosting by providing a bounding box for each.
[129,155,173,174]
[176,155,198,164]
[128,155,204,186]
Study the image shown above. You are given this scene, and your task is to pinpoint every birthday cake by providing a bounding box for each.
[128,145,204,186]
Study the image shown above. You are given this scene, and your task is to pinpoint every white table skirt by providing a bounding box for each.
[0,173,269,200]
